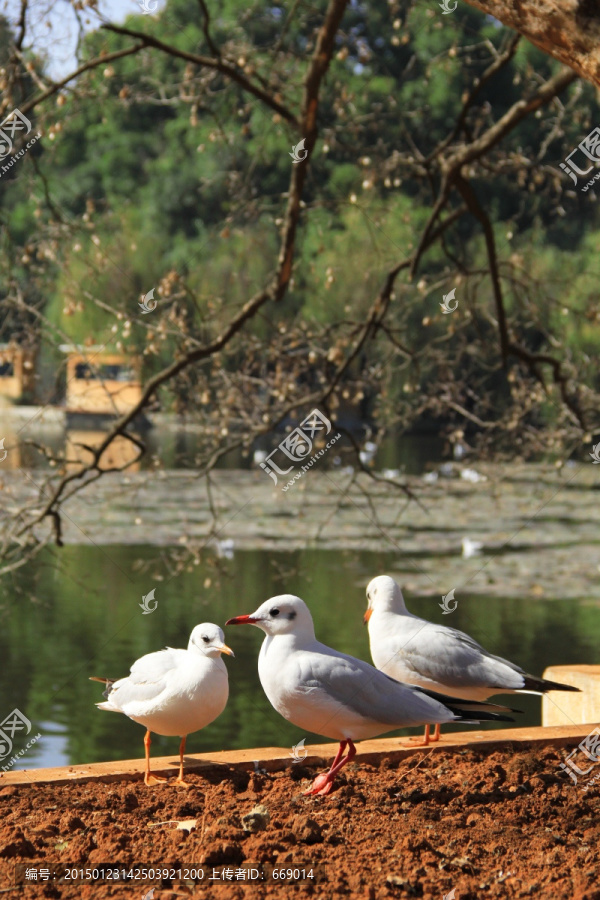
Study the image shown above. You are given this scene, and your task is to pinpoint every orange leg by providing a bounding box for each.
[175,735,189,786]
[409,723,441,747]
[143,729,167,786]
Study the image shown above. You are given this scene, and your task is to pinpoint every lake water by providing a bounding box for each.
[0,544,597,772]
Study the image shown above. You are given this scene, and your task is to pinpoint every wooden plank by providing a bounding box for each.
[0,724,593,787]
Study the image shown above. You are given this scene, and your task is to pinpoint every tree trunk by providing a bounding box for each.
[463,0,600,87]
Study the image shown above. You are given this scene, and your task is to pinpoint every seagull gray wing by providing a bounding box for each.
[397,623,526,691]
[298,643,448,727]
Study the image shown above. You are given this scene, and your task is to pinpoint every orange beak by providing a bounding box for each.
[363,608,372,625]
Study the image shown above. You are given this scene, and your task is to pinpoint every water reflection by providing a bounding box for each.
[0,413,447,475]
[0,546,595,771]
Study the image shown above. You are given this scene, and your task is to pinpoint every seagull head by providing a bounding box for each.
[364,575,407,624]
[226,594,315,639]
[189,623,235,657]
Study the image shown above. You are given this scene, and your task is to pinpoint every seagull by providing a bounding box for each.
[364,575,580,745]
[214,538,235,560]
[461,536,483,559]
[359,440,377,466]
[460,467,487,483]
[226,595,515,796]
[91,624,233,785]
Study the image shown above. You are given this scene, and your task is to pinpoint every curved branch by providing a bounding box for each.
[19,43,147,116]
[101,23,299,128]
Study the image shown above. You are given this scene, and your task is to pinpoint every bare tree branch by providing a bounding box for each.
[101,23,300,128]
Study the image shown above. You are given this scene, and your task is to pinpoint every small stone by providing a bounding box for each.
[291,815,323,844]
[242,804,270,833]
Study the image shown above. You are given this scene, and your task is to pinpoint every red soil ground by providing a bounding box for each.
[1,744,598,899]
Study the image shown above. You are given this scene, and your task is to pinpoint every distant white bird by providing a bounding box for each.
[359,440,378,466]
[461,536,483,559]
[381,468,401,479]
[451,430,470,461]
[423,470,439,484]
[364,575,579,745]
[214,538,235,560]
[226,595,515,795]
[460,467,486,483]
[438,463,455,478]
[253,449,268,465]
[91,624,233,785]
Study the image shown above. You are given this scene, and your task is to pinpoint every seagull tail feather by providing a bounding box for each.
[89,676,116,701]
[419,687,522,718]
[521,675,581,694]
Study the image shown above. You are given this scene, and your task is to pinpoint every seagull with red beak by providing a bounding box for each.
[226,594,516,796]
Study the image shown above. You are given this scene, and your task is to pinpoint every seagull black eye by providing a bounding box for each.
[202,636,210,643]
[270,607,280,617]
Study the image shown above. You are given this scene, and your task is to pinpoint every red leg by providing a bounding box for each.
[304,740,356,797]
[432,723,441,742]
[175,735,189,786]
[143,730,167,786]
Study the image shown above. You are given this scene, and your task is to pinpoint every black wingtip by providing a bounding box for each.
[523,676,581,694]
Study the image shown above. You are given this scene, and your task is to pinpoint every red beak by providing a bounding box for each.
[225,614,257,626]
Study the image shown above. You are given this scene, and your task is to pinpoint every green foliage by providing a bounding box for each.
[1,0,599,420]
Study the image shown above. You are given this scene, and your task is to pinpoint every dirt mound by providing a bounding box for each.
[1,744,598,899]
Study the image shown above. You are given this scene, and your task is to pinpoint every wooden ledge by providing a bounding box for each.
[0,724,595,788]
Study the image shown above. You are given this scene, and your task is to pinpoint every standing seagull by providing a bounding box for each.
[364,575,579,745]
[91,624,233,785]
[226,595,515,796]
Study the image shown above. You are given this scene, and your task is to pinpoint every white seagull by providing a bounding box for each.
[226,595,515,796]
[91,624,233,785]
[364,575,579,745]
